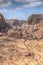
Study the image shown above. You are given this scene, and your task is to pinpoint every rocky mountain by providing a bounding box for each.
[0,14,11,33]
[6,14,43,39]
[5,19,25,28]
[0,13,43,39]
[28,14,43,24]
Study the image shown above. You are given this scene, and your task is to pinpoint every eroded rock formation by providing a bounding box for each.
[0,14,11,33]
[0,13,43,39]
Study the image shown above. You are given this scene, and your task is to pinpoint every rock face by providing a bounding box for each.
[28,14,43,24]
[0,14,11,33]
[0,13,5,32]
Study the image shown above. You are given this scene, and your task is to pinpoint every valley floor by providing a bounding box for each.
[0,37,43,65]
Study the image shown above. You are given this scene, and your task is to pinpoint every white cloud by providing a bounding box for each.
[0,0,11,7]
[0,0,43,12]
[12,1,43,10]
[15,0,40,2]
[21,1,43,8]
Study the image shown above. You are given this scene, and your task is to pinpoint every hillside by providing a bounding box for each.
[0,14,43,39]
[0,37,43,65]
[28,14,43,24]
[6,20,43,39]
[0,13,43,65]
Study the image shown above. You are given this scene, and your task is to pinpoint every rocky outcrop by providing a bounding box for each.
[6,23,43,39]
[28,14,43,24]
[0,14,11,33]
[0,13,43,39]
[0,13,5,32]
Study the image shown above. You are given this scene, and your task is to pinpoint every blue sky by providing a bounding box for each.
[0,0,43,20]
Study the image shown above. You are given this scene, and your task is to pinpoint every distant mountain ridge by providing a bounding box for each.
[5,14,43,25]
[0,13,43,39]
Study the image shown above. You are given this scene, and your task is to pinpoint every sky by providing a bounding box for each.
[0,0,43,20]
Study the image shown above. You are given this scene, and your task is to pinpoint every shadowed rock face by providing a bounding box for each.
[0,14,5,32]
[0,14,11,33]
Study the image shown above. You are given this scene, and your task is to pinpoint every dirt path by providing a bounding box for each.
[0,37,43,65]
